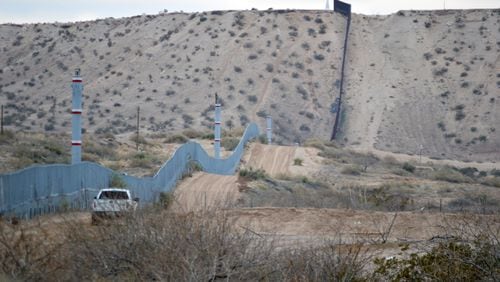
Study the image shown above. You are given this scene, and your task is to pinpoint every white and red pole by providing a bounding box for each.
[71,69,82,164]
[214,93,221,159]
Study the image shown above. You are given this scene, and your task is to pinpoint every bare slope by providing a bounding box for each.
[343,10,499,162]
[173,172,241,212]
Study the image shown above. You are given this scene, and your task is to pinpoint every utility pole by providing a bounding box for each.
[1,105,3,135]
[136,106,140,151]
[419,144,424,163]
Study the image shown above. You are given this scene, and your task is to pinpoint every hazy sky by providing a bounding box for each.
[0,0,498,24]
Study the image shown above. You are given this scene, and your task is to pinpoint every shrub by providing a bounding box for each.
[373,241,500,281]
[432,167,472,183]
[182,114,194,125]
[293,158,303,166]
[458,167,478,178]
[490,169,500,177]
[221,137,239,151]
[402,163,416,173]
[437,122,446,131]
[455,111,466,121]
[341,165,362,175]
[165,134,188,143]
[109,173,127,188]
[258,134,268,144]
[433,67,448,76]
[247,95,257,103]
[239,167,267,180]
[314,53,325,61]
[0,130,15,145]
[158,192,174,209]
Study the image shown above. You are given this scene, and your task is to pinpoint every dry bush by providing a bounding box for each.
[0,219,66,280]
[0,209,279,281]
[61,209,277,280]
[274,241,372,281]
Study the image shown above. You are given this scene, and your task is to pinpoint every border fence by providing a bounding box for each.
[0,123,259,219]
[331,0,351,140]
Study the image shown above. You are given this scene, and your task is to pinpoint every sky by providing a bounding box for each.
[0,0,498,24]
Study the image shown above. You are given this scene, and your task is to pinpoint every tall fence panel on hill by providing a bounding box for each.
[0,123,259,218]
[331,0,351,140]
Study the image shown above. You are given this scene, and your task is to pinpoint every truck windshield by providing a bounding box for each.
[99,191,129,200]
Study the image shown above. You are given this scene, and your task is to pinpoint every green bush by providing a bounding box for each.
[258,134,268,144]
[239,167,267,180]
[158,192,173,209]
[490,169,500,177]
[373,241,500,281]
[402,162,416,173]
[165,134,188,144]
[109,173,127,188]
[432,167,472,183]
[293,158,303,166]
[341,165,362,175]
[221,137,239,151]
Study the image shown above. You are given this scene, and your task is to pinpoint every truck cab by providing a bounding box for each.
[91,188,138,224]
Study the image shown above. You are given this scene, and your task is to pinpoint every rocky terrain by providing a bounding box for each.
[0,8,498,163]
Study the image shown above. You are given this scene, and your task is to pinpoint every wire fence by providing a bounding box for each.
[0,123,259,219]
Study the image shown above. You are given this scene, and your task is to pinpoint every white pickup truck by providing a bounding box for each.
[91,188,138,224]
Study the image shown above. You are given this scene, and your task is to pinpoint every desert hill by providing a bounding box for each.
[0,8,498,162]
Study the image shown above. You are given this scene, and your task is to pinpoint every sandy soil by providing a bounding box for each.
[172,172,241,212]
[242,143,324,177]
[227,207,500,247]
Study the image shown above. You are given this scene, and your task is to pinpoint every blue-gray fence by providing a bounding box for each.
[0,123,259,218]
[331,0,351,140]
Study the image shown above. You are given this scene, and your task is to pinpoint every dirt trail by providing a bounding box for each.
[350,146,500,170]
[243,143,296,177]
[242,143,324,177]
[173,172,241,212]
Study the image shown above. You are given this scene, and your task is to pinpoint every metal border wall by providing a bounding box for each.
[331,0,351,140]
[0,123,259,218]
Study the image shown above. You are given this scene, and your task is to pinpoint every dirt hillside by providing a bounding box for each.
[0,9,498,162]
[344,10,499,162]
[173,172,241,212]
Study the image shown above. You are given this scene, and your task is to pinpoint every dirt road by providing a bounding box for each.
[242,143,323,177]
[227,207,500,246]
[173,172,241,212]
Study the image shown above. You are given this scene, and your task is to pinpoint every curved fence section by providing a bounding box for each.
[0,123,259,218]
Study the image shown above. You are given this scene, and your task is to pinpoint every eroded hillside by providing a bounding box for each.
[344,9,499,162]
[0,8,498,161]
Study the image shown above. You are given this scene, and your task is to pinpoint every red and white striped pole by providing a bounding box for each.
[214,93,221,159]
[71,69,83,164]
